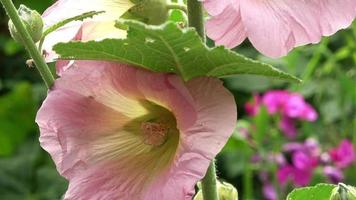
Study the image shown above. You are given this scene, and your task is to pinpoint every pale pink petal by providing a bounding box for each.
[240,0,296,58]
[36,89,128,178]
[203,0,231,16]
[204,0,356,57]
[41,0,133,61]
[144,77,237,199]
[206,5,247,48]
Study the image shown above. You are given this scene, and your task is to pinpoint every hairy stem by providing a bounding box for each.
[201,161,219,200]
[166,3,187,13]
[187,0,205,41]
[187,1,218,199]
[1,0,55,88]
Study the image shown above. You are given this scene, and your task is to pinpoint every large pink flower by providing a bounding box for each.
[41,0,133,61]
[204,0,356,57]
[36,61,237,200]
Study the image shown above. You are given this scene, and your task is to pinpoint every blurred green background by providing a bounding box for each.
[0,1,355,199]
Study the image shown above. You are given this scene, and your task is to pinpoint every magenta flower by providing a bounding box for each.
[203,0,356,57]
[41,0,133,61]
[36,61,237,199]
[262,182,277,200]
[329,139,355,168]
[279,116,297,138]
[278,140,319,186]
[244,94,261,116]
[247,90,317,138]
[323,166,344,183]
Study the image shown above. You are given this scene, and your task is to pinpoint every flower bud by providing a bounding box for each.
[8,5,44,44]
[194,181,238,200]
[330,184,356,200]
[128,0,169,25]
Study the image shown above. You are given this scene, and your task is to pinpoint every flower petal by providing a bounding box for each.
[41,0,133,61]
[206,5,247,48]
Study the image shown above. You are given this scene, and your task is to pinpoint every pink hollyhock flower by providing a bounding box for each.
[36,61,236,200]
[203,0,356,58]
[329,139,355,168]
[41,0,133,61]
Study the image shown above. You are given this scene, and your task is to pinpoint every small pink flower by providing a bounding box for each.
[203,0,356,57]
[262,182,277,200]
[244,94,261,116]
[323,166,344,183]
[329,139,355,168]
[41,0,133,61]
[262,90,289,114]
[279,116,297,138]
[36,61,237,200]
[277,165,312,187]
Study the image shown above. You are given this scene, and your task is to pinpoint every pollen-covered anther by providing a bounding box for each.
[141,121,169,146]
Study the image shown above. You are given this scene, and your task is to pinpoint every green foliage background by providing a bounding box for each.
[0,1,355,199]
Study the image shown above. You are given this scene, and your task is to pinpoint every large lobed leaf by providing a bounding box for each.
[54,21,301,82]
[286,184,336,200]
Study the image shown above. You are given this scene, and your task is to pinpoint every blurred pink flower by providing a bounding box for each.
[329,139,355,168]
[277,164,312,187]
[41,0,133,62]
[278,140,319,186]
[262,90,289,114]
[246,90,318,137]
[36,61,237,199]
[203,0,356,57]
[323,166,344,183]
[244,94,261,116]
[262,182,277,200]
[279,116,297,138]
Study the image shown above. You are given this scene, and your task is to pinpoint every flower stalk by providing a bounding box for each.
[1,0,55,89]
[187,1,219,200]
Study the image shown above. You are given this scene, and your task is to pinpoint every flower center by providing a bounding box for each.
[141,121,169,146]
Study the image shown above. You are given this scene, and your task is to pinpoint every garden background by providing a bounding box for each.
[0,0,355,199]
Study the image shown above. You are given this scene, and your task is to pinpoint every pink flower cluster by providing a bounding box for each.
[278,139,355,186]
[261,139,355,200]
[245,90,318,138]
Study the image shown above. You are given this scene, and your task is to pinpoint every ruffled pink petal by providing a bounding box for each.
[143,77,237,199]
[239,0,296,57]
[41,0,132,62]
[206,5,247,48]
[205,0,356,57]
[36,89,128,178]
[203,0,231,16]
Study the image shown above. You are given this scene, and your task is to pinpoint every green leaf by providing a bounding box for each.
[287,184,336,200]
[53,21,301,82]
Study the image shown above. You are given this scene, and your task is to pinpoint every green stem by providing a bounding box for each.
[243,164,253,200]
[201,162,219,200]
[187,0,205,41]
[1,0,55,89]
[166,3,187,13]
[187,1,218,200]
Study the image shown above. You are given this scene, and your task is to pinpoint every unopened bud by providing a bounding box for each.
[128,0,169,25]
[194,181,238,200]
[330,184,356,200]
[8,5,44,44]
